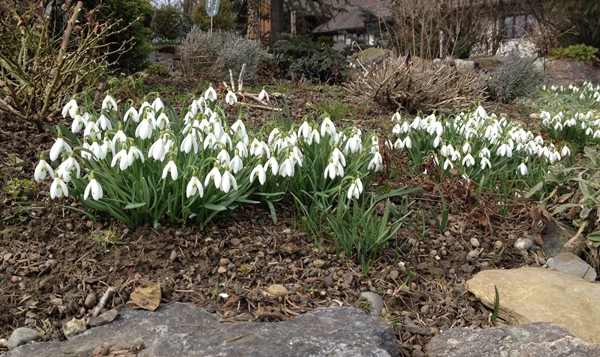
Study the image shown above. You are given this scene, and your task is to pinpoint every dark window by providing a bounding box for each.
[504,14,535,39]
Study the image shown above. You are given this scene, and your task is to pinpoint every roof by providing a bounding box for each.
[312,0,393,34]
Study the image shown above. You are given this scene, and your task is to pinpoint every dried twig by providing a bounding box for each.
[92,286,115,318]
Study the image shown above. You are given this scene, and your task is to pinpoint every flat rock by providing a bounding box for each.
[4,304,399,357]
[7,328,41,350]
[541,221,582,257]
[547,252,597,281]
[426,322,600,357]
[468,267,600,343]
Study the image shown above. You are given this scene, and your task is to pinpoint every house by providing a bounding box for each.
[311,0,393,47]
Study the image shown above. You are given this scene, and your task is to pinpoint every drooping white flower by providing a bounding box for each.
[497,143,513,158]
[258,89,269,102]
[236,141,248,159]
[462,153,475,167]
[58,153,81,181]
[127,145,145,164]
[250,164,266,185]
[135,118,154,140]
[443,158,454,170]
[347,178,363,199]
[180,133,198,154]
[149,137,168,160]
[156,112,169,130]
[162,160,178,180]
[344,134,362,154]
[83,120,101,140]
[96,114,111,131]
[111,148,131,170]
[34,159,54,181]
[298,120,311,139]
[71,115,86,133]
[265,156,279,175]
[217,149,231,166]
[331,147,346,166]
[561,146,571,157]
[124,107,139,123]
[204,165,222,188]
[84,176,103,200]
[480,156,492,170]
[225,91,237,105]
[62,99,78,119]
[518,162,528,176]
[250,139,270,158]
[152,97,164,112]
[204,132,218,150]
[462,141,472,154]
[102,95,118,111]
[220,169,238,193]
[230,154,243,174]
[368,152,383,172]
[50,174,69,199]
[204,86,218,102]
[440,144,454,158]
[402,136,412,149]
[320,117,336,137]
[49,136,72,161]
[279,157,295,177]
[186,176,204,198]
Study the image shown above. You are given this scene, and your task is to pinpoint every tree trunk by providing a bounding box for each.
[270,0,284,44]
[247,0,260,40]
[183,0,190,15]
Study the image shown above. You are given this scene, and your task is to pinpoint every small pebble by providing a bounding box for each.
[7,327,41,349]
[494,240,503,250]
[514,237,533,251]
[313,259,325,268]
[217,266,227,274]
[10,276,19,284]
[467,249,480,260]
[266,284,289,296]
[84,293,97,309]
[420,305,430,314]
[470,238,480,248]
[323,275,334,287]
[0,338,7,349]
[389,270,399,280]
[63,318,87,339]
[359,292,384,316]
[219,258,231,266]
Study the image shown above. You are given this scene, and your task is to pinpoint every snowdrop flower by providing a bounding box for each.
[480,157,492,170]
[186,175,204,198]
[62,99,78,118]
[478,147,491,159]
[220,169,238,193]
[462,154,475,167]
[497,142,513,158]
[218,132,233,150]
[433,135,441,148]
[440,144,455,158]
[231,119,247,137]
[258,88,269,102]
[451,150,461,162]
[402,136,412,149]
[152,97,164,112]
[84,174,103,200]
[298,120,311,139]
[205,165,222,188]
[369,136,380,154]
[443,158,454,170]
[344,134,362,154]
[34,158,54,181]
[392,112,401,122]
[180,133,198,154]
[347,178,363,199]
[368,152,383,172]
[411,116,422,129]
[279,156,295,177]
[135,118,154,140]
[561,146,571,157]
[50,134,72,161]
[225,90,237,105]
[462,141,472,154]
[394,138,404,150]
[204,132,218,150]
[110,127,128,153]
[310,127,321,144]
[102,95,118,111]
[156,112,169,130]
[236,141,248,159]
[162,160,178,180]
[217,149,231,166]
[250,139,270,158]
[324,160,344,179]
[517,162,528,176]
[124,107,139,122]
[50,174,68,199]
[204,86,218,102]
[250,164,266,185]
[265,155,279,175]
[127,145,145,165]
[71,114,86,133]
[83,120,101,140]
[320,117,336,137]
[111,148,131,170]
[58,153,81,181]
[149,136,168,160]
[331,147,346,166]
[97,114,112,131]
[88,140,105,160]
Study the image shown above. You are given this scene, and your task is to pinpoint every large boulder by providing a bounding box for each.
[426,322,600,357]
[467,267,600,343]
[4,304,399,357]
[544,60,600,87]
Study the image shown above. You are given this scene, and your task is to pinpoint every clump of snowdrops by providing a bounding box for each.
[34,87,387,231]
[388,106,569,198]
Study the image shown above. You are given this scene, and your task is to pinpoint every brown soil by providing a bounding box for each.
[0,79,539,356]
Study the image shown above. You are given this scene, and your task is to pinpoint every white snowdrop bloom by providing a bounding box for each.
[443,158,454,170]
[451,150,461,162]
[150,137,168,160]
[320,117,336,137]
[268,128,281,145]
[462,141,472,154]
[71,114,86,133]
[204,86,218,102]
[517,162,528,176]
[162,160,178,180]
[310,128,321,144]
[433,135,441,148]
[89,140,105,160]
[331,147,346,166]
[225,91,237,105]
[497,143,512,158]
[156,112,169,130]
[534,135,544,145]
[250,139,270,158]
[392,123,401,135]
[474,106,488,119]
[97,114,112,131]
[394,138,404,150]
[258,88,269,102]
[561,146,571,157]
[58,154,81,181]
[553,121,563,131]
[102,95,118,111]
[83,121,101,140]
[50,136,72,161]
[84,177,103,200]
[204,132,218,150]
[279,157,295,177]
[429,121,444,137]
[411,116,422,129]
[135,118,154,140]
[368,152,383,172]
[111,148,131,170]
[369,136,380,154]
[291,146,303,167]
[480,157,492,170]
[220,169,238,193]
[186,176,204,198]
[324,160,344,179]
[265,156,279,175]
[344,135,362,154]
[34,159,54,181]
[250,164,266,185]
[231,120,247,137]
[402,136,412,149]
[347,178,363,199]
[50,174,68,199]
[440,144,454,158]
[110,129,128,153]
[127,145,145,165]
[478,147,491,159]
[62,99,78,119]
[236,141,248,159]
[124,107,139,123]
[152,97,164,112]
[218,132,233,150]
[462,154,475,168]
[298,120,312,139]
[217,149,231,166]
[594,130,600,139]
[204,165,222,188]
[392,112,401,122]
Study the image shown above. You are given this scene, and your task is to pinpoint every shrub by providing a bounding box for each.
[151,6,187,41]
[146,63,171,77]
[345,57,486,114]
[190,0,235,31]
[486,56,543,103]
[550,44,599,63]
[181,28,266,81]
[271,34,348,84]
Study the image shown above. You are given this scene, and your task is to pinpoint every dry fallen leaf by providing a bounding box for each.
[129,284,161,311]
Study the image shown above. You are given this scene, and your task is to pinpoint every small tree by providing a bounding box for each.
[152,6,187,40]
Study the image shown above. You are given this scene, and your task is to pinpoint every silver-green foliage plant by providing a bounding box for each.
[487,56,543,103]
[181,28,267,81]
[34,88,384,230]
